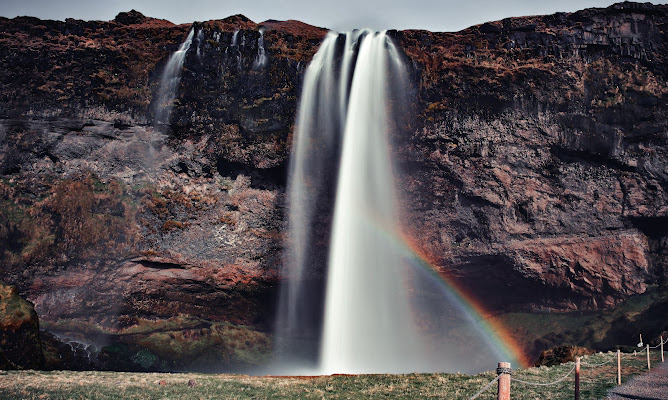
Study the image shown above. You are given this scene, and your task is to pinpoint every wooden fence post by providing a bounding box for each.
[646,345,651,370]
[575,357,580,400]
[497,362,511,400]
[617,349,621,386]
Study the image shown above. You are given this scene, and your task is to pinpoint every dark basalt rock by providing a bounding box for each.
[41,331,98,370]
[535,345,594,367]
[114,10,148,25]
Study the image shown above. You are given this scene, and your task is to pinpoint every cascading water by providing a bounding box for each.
[153,29,194,125]
[196,29,205,57]
[253,28,267,69]
[275,31,349,369]
[319,30,424,374]
[231,29,239,47]
[279,29,421,374]
[279,29,520,375]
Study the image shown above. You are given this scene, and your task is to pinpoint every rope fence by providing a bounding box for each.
[467,334,666,400]
[511,364,576,386]
[649,337,667,349]
[468,375,500,400]
[580,356,615,368]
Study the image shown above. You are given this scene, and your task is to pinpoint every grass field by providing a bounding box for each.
[0,351,663,399]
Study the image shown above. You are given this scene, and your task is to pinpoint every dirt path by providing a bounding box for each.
[606,361,668,400]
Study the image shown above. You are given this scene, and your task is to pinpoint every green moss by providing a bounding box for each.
[0,282,36,330]
[131,349,158,369]
[44,316,272,370]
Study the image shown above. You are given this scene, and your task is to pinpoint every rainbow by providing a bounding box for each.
[367,215,530,369]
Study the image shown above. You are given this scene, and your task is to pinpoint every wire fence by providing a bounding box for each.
[467,335,667,400]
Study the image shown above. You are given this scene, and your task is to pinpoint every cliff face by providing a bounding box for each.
[0,2,666,368]
[397,1,667,312]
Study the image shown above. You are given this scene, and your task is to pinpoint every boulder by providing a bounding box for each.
[535,345,595,366]
[0,281,44,369]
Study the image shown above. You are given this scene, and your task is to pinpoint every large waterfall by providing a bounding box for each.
[153,29,194,124]
[319,31,424,374]
[278,29,517,375]
[279,30,422,374]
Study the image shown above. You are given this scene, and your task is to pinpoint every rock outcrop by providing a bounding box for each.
[0,281,44,369]
[535,345,594,367]
[0,2,666,367]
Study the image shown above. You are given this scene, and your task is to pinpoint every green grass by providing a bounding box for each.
[0,351,662,399]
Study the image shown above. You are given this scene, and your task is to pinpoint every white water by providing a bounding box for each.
[196,29,205,57]
[319,31,424,374]
[281,30,423,374]
[278,32,345,364]
[279,29,518,375]
[231,30,239,47]
[153,29,194,124]
[253,28,267,69]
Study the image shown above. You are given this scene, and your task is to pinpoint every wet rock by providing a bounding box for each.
[40,331,98,371]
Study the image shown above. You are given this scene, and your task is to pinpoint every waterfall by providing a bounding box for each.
[231,30,239,47]
[253,28,267,70]
[319,31,423,374]
[279,29,517,375]
[153,29,194,125]
[196,29,205,57]
[279,30,422,374]
[275,31,346,369]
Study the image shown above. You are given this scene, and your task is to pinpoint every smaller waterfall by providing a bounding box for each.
[226,29,243,71]
[231,29,239,47]
[196,29,205,57]
[153,29,194,125]
[253,28,267,70]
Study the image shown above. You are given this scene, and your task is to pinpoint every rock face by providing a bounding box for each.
[393,1,668,357]
[396,2,667,313]
[0,281,44,369]
[0,2,666,367]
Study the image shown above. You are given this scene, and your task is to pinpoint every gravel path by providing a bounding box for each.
[605,361,668,400]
